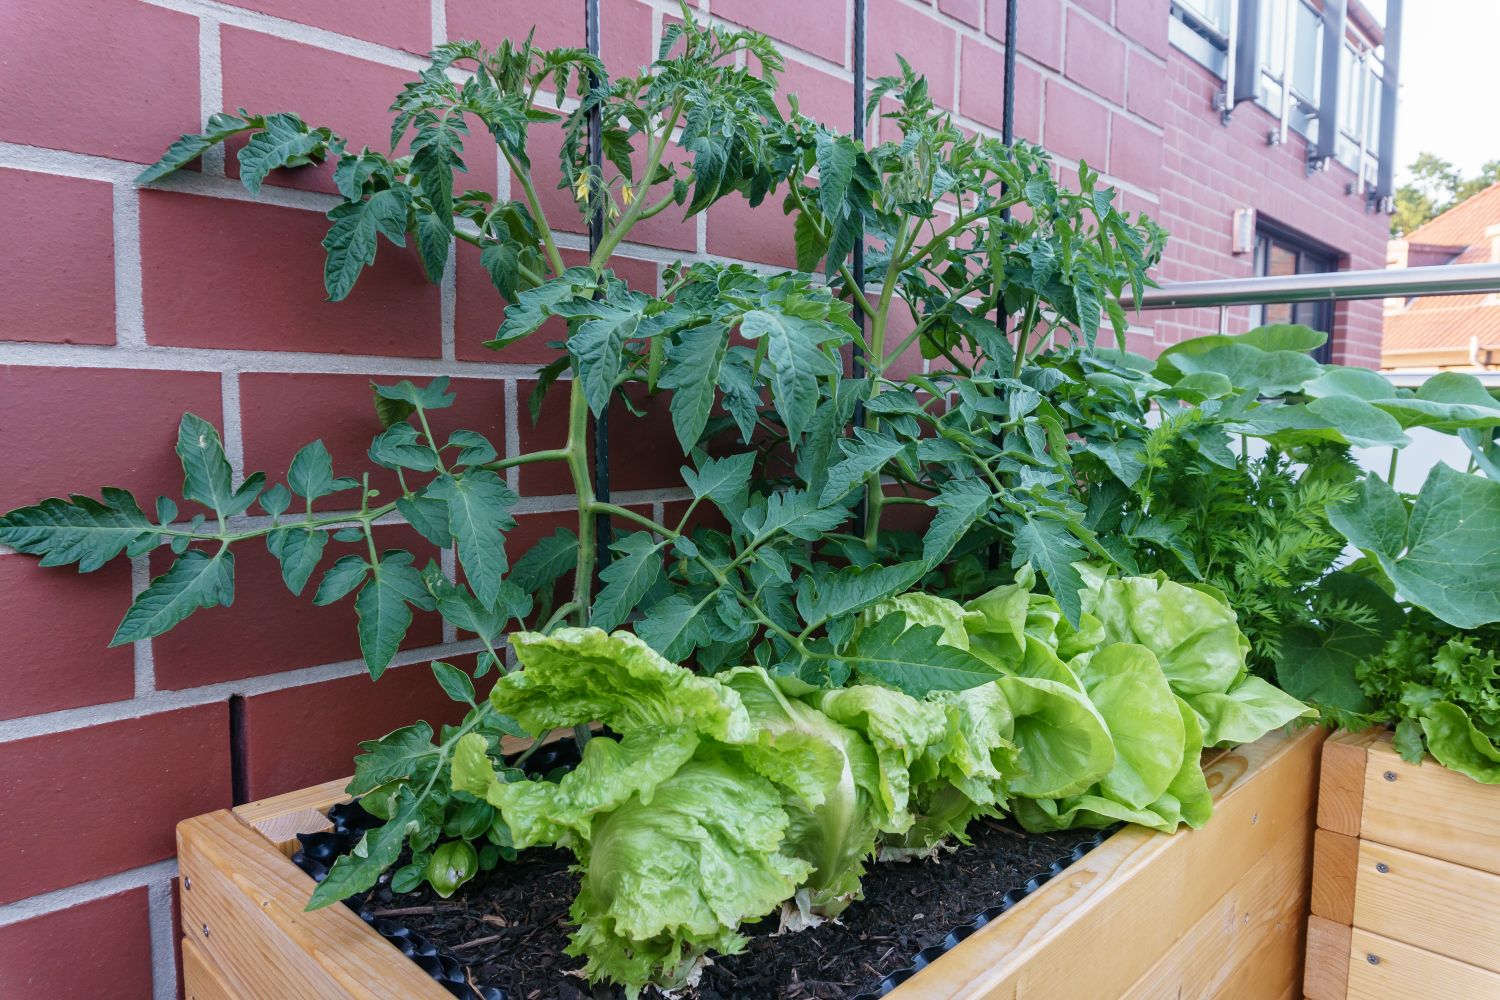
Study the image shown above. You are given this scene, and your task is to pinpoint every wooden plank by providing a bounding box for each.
[1353,839,1500,975]
[1304,915,1352,1000]
[1346,927,1500,1000]
[1309,828,1359,924]
[232,778,347,857]
[888,726,1325,1000]
[182,933,245,1000]
[1361,737,1500,875]
[1119,814,1312,1000]
[1316,729,1380,837]
[178,810,448,1000]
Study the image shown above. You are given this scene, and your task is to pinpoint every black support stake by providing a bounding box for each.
[851,0,869,538]
[851,0,868,385]
[585,0,611,571]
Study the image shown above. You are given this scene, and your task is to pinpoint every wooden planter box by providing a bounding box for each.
[177,726,1323,1000]
[1304,729,1500,1000]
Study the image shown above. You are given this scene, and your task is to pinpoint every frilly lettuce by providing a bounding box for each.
[566,751,811,993]
[718,667,885,914]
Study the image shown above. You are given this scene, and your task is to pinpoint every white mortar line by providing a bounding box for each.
[198,17,225,176]
[141,0,430,72]
[503,379,522,493]
[0,342,566,378]
[430,0,446,49]
[131,556,157,697]
[147,874,179,1000]
[112,184,147,348]
[220,370,246,485]
[0,644,480,744]
[0,859,177,929]
[440,239,458,363]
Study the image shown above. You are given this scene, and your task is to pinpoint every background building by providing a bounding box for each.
[0,1,1398,994]
[1384,182,1500,372]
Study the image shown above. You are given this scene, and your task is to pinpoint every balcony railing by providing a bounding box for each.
[1119,261,1500,384]
[1121,261,1500,334]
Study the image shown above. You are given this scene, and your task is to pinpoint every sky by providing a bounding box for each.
[1395,0,1499,181]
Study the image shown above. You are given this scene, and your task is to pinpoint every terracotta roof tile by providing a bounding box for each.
[1405,181,1500,248]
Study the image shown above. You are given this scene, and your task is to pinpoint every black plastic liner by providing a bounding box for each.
[847,825,1114,1000]
[291,737,1115,1000]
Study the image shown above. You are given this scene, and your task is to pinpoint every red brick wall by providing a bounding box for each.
[0,1,1389,995]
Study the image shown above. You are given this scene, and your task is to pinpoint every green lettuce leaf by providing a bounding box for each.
[1070,643,1185,809]
[995,672,1114,799]
[495,628,751,742]
[1186,673,1315,747]
[719,667,883,914]
[1083,574,1249,696]
[806,685,948,831]
[1418,701,1500,783]
[565,751,812,996]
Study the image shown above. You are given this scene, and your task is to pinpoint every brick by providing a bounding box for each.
[985,0,1063,71]
[938,0,981,27]
[607,384,690,492]
[446,0,583,56]
[0,366,222,512]
[237,372,506,499]
[220,1,431,53]
[960,37,1040,141]
[151,524,443,689]
[454,245,658,363]
[870,0,958,108]
[139,191,441,357]
[517,380,682,495]
[777,59,856,133]
[0,0,198,163]
[1126,49,1167,125]
[0,705,231,903]
[1042,80,1109,168]
[1114,0,1170,58]
[221,29,498,199]
[0,889,153,1000]
[239,662,467,799]
[0,169,114,346]
[713,0,848,65]
[524,118,590,237]
[706,192,800,269]
[625,140,699,253]
[0,555,134,721]
[1108,113,1162,191]
[602,0,656,81]
[1064,10,1126,105]
[1073,0,1114,20]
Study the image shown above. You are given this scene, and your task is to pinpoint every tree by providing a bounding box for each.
[1392,152,1500,237]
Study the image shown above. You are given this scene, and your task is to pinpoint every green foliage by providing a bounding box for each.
[27,3,1500,991]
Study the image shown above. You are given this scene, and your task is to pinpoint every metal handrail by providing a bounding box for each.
[1120,262,1500,310]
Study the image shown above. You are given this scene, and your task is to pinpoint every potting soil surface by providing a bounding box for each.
[368,819,1101,999]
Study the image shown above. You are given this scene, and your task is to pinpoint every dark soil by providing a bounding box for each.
[368,819,1102,1000]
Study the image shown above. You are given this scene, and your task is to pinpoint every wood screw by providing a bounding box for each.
[1375,862,1390,873]
[1383,770,1397,782]
[202,923,211,938]
[1367,954,1380,965]
[183,876,191,891]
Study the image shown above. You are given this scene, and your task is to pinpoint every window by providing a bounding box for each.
[1170,1,1232,77]
[1165,0,1395,202]
[1257,0,1323,142]
[1253,227,1337,363]
[1335,42,1384,189]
